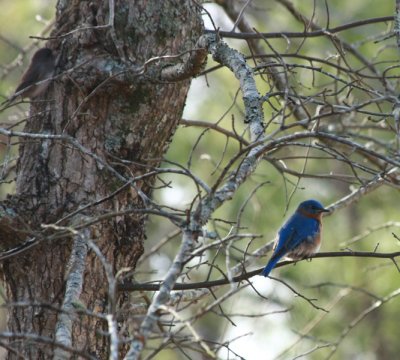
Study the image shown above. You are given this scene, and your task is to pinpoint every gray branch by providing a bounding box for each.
[124,33,265,360]
[53,228,89,360]
[395,0,400,48]
[86,239,119,360]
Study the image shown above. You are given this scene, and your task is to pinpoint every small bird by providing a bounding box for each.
[3,48,55,105]
[261,199,329,277]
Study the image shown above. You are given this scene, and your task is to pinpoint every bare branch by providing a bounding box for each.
[53,228,89,360]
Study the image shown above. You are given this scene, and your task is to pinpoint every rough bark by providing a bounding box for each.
[1,1,202,358]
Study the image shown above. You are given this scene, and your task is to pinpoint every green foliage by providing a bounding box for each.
[143,1,400,359]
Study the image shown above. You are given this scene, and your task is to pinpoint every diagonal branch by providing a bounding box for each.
[124,33,265,360]
[53,228,89,360]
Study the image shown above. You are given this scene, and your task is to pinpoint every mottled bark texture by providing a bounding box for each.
[2,1,202,358]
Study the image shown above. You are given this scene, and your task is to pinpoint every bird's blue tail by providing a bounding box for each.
[261,256,280,277]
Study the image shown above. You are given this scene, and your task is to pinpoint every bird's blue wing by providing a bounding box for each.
[261,218,297,277]
[278,214,319,250]
[261,214,319,277]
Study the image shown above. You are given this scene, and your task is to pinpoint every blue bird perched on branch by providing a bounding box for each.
[261,199,329,277]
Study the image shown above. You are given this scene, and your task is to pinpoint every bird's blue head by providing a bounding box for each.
[296,199,329,217]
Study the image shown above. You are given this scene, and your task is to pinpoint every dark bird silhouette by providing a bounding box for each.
[3,48,55,106]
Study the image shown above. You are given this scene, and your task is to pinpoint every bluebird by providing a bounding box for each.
[261,199,329,277]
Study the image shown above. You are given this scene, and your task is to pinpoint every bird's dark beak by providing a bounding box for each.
[319,208,330,213]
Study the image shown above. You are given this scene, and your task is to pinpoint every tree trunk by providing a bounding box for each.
[2,1,202,358]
